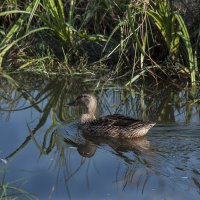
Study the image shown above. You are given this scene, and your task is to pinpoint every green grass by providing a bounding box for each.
[0,0,199,85]
[0,163,36,200]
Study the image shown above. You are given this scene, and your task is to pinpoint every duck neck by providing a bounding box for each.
[81,96,97,123]
[81,105,96,123]
[81,112,96,123]
[87,105,96,115]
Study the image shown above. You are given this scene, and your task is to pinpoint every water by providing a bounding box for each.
[0,75,200,199]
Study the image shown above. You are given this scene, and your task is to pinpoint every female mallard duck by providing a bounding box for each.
[68,94,155,139]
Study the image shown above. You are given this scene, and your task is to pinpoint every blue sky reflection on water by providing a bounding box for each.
[0,87,200,199]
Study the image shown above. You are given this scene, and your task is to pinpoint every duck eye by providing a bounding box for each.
[82,95,88,99]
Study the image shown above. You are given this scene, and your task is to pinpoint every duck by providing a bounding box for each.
[68,94,156,139]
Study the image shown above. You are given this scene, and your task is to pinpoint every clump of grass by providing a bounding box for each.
[0,181,36,200]
[0,164,36,200]
[0,0,199,85]
[147,0,198,84]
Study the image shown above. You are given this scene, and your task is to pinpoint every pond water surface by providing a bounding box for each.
[0,75,200,199]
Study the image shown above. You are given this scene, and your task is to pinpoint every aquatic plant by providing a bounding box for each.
[0,164,36,200]
[0,0,47,70]
[40,0,75,45]
[0,0,199,85]
[147,0,198,84]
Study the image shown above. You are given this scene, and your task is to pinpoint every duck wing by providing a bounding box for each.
[82,114,155,138]
[97,114,141,127]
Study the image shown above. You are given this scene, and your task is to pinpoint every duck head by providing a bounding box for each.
[68,94,97,115]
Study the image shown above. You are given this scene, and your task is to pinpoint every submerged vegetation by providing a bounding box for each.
[0,0,200,85]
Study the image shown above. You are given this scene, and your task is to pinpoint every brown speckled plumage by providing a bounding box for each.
[69,94,155,139]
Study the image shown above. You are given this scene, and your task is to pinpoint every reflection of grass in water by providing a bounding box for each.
[45,133,91,200]
[1,73,200,160]
[114,165,149,193]
[1,73,200,197]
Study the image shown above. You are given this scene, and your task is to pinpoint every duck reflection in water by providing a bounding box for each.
[64,135,150,160]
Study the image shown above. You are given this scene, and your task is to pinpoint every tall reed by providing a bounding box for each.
[0,0,199,84]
